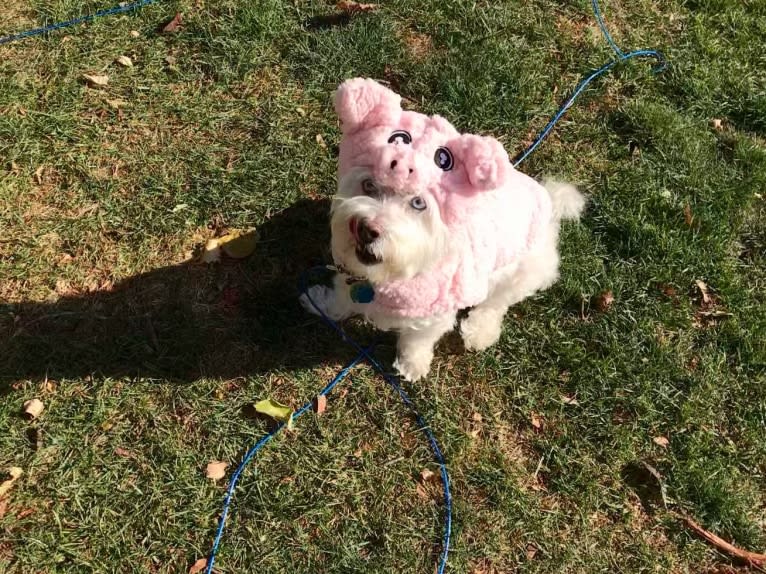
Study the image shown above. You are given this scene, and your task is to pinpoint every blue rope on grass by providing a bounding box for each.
[205,266,453,574]
[0,0,159,46]
[512,0,665,166]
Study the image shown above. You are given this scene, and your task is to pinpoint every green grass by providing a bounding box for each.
[1,0,765,572]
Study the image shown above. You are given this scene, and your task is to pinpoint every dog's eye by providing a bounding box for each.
[361,179,379,196]
[388,130,412,145]
[434,147,453,171]
[410,196,427,211]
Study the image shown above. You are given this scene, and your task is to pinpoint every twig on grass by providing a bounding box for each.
[677,513,766,572]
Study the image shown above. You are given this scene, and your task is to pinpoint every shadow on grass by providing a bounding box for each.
[0,199,377,392]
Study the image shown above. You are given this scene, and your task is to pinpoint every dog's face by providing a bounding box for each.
[331,79,514,284]
[330,166,450,284]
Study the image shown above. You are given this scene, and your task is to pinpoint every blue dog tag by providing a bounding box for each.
[349,281,375,304]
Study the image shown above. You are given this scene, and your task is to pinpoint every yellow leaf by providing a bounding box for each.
[254,398,294,429]
[0,467,23,498]
[218,229,258,259]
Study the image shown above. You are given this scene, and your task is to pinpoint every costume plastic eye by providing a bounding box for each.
[410,196,427,211]
[434,147,453,171]
[387,130,412,145]
[362,179,379,196]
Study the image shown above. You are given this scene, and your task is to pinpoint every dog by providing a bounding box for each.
[301,78,585,382]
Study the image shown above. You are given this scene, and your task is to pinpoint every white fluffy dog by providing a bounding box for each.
[301,79,585,382]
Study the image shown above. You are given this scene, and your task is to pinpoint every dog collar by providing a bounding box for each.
[327,264,375,304]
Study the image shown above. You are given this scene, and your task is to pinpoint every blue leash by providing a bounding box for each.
[512,0,665,166]
[0,0,159,46]
[1,1,664,572]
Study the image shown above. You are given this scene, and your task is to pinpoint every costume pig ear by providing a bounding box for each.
[458,134,511,191]
[334,78,402,132]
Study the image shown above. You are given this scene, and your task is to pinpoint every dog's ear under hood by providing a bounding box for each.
[334,78,402,133]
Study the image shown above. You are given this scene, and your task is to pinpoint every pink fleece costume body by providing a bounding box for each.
[335,79,553,319]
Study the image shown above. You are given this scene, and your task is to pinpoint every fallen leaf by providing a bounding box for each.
[315,133,327,148]
[296,107,306,117]
[416,483,428,499]
[314,394,327,414]
[106,99,127,109]
[594,290,614,312]
[254,398,294,429]
[530,412,543,430]
[695,280,712,305]
[683,203,694,227]
[81,73,109,87]
[162,12,183,33]
[189,558,207,574]
[115,55,133,68]
[561,395,579,405]
[218,229,258,259]
[660,284,677,298]
[471,412,483,422]
[165,55,177,66]
[200,238,221,263]
[710,118,724,131]
[206,461,228,481]
[0,498,7,519]
[0,467,23,498]
[33,166,45,185]
[526,544,538,560]
[653,436,670,448]
[420,468,435,483]
[337,0,378,12]
[114,447,134,458]
[130,30,140,38]
[22,399,44,419]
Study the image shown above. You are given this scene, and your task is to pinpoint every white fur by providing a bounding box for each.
[301,175,585,382]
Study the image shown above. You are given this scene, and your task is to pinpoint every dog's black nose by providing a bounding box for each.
[358,219,379,245]
[390,159,398,169]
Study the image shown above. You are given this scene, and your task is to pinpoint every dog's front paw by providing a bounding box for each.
[299,285,335,318]
[393,349,433,382]
[461,308,503,352]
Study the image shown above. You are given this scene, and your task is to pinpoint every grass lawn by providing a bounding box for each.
[1,0,765,572]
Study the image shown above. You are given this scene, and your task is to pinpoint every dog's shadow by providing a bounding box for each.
[0,199,379,394]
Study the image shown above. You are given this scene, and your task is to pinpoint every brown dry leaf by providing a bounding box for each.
[653,436,670,448]
[416,483,428,499]
[420,469,435,483]
[115,55,133,68]
[33,166,45,185]
[710,118,724,131]
[314,394,327,414]
[0,467,23,498]
[315,133,327,148]
[206,461,228,481]
[530,412,543,430]
[163,12,183,33]
[188,558,207,574]
[0,498,8,520]
[22,399,44,419]
[130,30,140,38]
[526,544,538,560]
[81,73,109,87]
[695,280,712,305]
[471,412,483,423]
[683,203,694,227]
[114,447,134,458]
[594,290,614,312]
[337,1,379,13]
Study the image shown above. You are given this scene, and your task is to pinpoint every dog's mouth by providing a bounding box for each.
[349,218,382,266]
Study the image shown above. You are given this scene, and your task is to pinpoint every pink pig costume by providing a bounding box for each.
[334,78,554,319]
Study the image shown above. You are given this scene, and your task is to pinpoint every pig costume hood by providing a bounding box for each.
[335,78,553,318]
